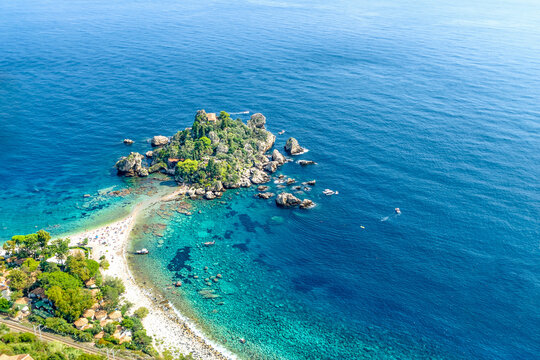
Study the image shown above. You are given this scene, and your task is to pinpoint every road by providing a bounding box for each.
[0,317,133,360]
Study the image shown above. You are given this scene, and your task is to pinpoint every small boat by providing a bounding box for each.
[395,208,401,215]
[135,248,149,255]
[323,189,338,196]
[204,241,215,247]
[278,130,285,135]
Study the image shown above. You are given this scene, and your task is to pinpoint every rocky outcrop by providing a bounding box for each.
[299,199,315,209]
[304,180,316,186]
[258,185,270,191]
[151,135,169,147]
[257,192,275,199]
[247,113,266,130]
[115,152,148,177]
[286,178,296,185]
[284,137,305,155]
[298,160,317,166]
[250,169,271,184]
[123,139,134,145]
[145,151,154,158]
[264,161,279,173]
[208,131,220,144]
[272,149,286,165]
[257,131,276,153]
[148,162,166,174]
[205,191,216,200]
[216,143,229,154]
[276,192,302,207]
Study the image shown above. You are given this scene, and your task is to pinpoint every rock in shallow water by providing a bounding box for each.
[276,192,302,207]
[151,135,169,147]
[284,137,305,155]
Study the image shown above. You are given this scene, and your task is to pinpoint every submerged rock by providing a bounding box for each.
[298,160,317,166]
[151,135,169,147]
[123,139,134,145]
[258,185,270,192]
[284,137,305,155]
[276,192,301,207]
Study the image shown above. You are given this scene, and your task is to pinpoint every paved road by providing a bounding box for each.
[0,317,133,360]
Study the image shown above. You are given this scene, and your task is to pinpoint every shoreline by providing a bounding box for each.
[64,191,237,360]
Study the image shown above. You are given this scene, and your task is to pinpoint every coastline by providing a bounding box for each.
[64,191,237,360]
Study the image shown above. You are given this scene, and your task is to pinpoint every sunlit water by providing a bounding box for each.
[1,0,539,359]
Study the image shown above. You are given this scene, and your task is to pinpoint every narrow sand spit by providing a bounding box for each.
[66,193,236,360]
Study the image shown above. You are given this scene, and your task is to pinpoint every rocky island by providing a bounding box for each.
[115,110,315,208]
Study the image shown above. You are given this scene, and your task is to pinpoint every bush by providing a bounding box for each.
[133,307,148,319]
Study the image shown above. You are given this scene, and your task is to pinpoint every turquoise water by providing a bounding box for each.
[1,0,540,359]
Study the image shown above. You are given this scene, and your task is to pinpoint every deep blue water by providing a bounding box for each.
[1,0,540,359]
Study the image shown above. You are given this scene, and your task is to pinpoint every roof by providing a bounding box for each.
[108,310,122,320]
[85,279,95,287]
[207,113,217,121]
[74,317,88,328]
[14,297,31,305]
[29,287,45,298]
[83,309,95,318]
[95,310,108,320]
[0,355,35,360]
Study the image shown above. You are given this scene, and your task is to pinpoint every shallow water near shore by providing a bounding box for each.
[2,0,540,359]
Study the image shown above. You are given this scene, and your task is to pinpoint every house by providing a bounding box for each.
[29,287,46,300]
[95,309,108,321]
[108,310,122,321]
[0,354,34,360]
[206,113,217,122]
[85,279,97,289]
[74,317,88,330]
[83,309,95,319]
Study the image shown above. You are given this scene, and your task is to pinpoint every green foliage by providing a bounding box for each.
[133,307,149,319]
[175,159,200,183]
[101,277,125,311]
[121,318,134,329]
[22,258,40,272]
[39,271,82,290]
[46,286,93,322]
[50,238,70,264]
[7,269,30,291]
[103,323,116,335]
[0,298,11,313]
[77,354,104,360]
[47,353,68,360]
[99,259,109,270]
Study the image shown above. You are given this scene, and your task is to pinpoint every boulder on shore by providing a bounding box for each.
[276,192,302,207]
[151,135,169,147]
[284,137,305,155]
[145,151,154,158]
[115,152,148,177]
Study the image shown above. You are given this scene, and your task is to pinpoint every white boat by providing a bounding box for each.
[323,189,338,196]
[135,248,149,255]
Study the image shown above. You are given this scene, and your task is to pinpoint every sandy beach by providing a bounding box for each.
[66,196,236,360]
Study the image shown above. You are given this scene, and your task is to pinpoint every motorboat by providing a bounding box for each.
[135,248,149,255]
[395,208,401,215]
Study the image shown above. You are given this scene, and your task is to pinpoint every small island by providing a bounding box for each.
[115,110,315,208]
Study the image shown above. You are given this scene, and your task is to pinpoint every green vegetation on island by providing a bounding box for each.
[115,110,279,190]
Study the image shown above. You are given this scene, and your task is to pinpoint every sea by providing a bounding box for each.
[1,0,539,359]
